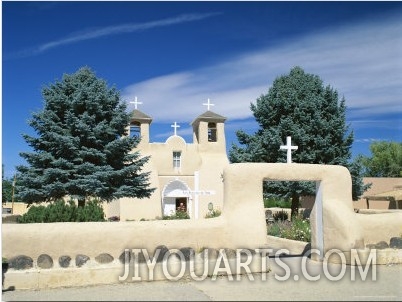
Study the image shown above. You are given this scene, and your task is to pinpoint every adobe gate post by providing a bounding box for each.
[222,163,268,249]
[222,163,365,257]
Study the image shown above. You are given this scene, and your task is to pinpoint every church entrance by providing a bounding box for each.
[162,180,192,217]
[175,197,187,213]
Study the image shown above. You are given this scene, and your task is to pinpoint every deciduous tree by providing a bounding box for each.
[359,141,402,177]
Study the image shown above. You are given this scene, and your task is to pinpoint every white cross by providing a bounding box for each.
[171,122,180,136]
[280,136,298,163]
[202,98,215,111]
[130,96,142,110]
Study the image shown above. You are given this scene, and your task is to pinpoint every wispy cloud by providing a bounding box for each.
[122,12,402,123]
[354,138,386,143]
[349,120,398,130]
[152,118,260,142]
[154,124,194,140]
[6,12,222,59]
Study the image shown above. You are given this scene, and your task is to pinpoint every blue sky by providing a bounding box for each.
[2,1,402,179]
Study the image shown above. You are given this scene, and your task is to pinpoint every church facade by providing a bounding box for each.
[106,101,230,221]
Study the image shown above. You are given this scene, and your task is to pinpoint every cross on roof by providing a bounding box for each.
[130,96,142,110]
[171,122,180,136]
[202,98,215,111]
[280,136,298,163]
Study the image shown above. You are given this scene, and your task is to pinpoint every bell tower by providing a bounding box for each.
[128,97,152,146]
[191,99,227,153]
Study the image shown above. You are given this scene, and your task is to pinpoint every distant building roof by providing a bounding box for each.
[364,189,402,201]
[363,189,402,209]
[191,110,227,126]
[130,109,152,124]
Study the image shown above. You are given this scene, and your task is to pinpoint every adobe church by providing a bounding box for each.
[106,99,230,221]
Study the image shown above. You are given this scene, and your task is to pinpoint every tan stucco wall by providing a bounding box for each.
[197,152,228,217]
[2,202,28,215]
[112,111,230,221]
[2,200,116,219]
[3,163,401,268]
[222,163,357,252]
[2,201,70,216]
[300,177,402,210]
[356,211,402,244]
[2,218,227,261]
[221,163,401,256]
[354,177,402,209]
[194,122,226,153]
[147,136,202,175]
[115,130,229,221]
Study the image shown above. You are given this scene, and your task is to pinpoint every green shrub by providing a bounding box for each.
[17,199,105,223]
[273,210,289,221]
[267,223,282,237]
[162,211,190,220]
[205,208,222,219]
[45,200,77,222]
[263,197,291,208]
[76,200,105,222]
[17,204,47,223]
[282,215,311,242]
[267,214,311,242]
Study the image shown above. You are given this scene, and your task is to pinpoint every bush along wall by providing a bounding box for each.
[17,199,105,223]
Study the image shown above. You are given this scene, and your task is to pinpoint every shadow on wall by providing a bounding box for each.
[2,261,15,293]
[1,215,21,224]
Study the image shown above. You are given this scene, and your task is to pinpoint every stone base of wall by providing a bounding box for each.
[318,248,402,266]
[266,235,402,265]
[3,249,270,290]
[267,235,310,255]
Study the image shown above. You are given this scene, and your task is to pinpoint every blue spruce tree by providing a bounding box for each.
[229,66,367,218]
[17,67,154,206]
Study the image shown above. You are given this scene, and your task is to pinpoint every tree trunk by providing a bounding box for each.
[290,192,300,220]
[78,199,85,208]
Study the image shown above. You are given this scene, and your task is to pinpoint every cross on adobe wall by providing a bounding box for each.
[280,136,298,163]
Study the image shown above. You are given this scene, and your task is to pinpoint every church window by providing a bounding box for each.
[208,122,217,142]
[130,121,141,138]
[173,151,182,168]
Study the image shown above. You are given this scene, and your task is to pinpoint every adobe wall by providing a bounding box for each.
[2,163,401,289]
[221,164,401,257]
[2,202,28,216]
[2,219,228,261]
[4,164,401,259]
[354,177,402,209]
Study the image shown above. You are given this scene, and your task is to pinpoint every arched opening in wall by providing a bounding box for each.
[130,121,141,138]
[207,122,217,142]
[263,180,317,244]
[161,180,192,217]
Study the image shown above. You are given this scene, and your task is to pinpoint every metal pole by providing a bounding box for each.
[194,171,199,219]
[11,174,16,214]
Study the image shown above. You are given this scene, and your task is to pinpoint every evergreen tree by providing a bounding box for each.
[2,165,14,203]
[229,66,367,217]
[16,67,154,206]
